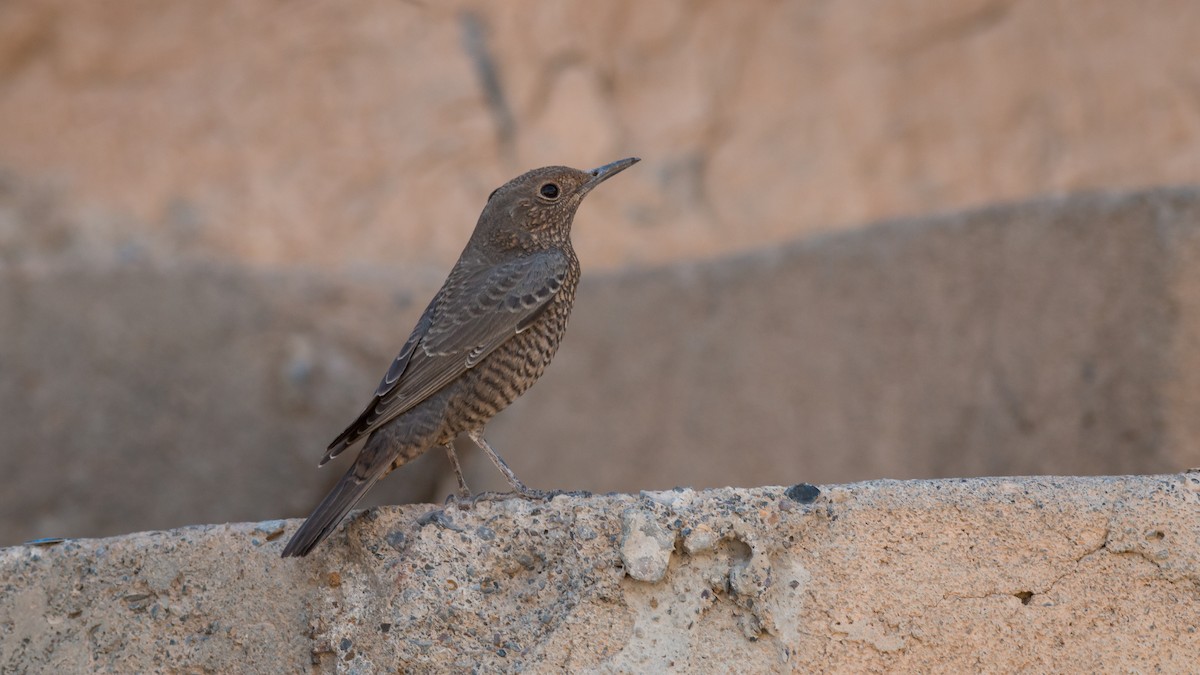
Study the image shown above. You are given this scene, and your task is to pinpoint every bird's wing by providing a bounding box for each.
[321,250,569,464]
[320,297,436,465]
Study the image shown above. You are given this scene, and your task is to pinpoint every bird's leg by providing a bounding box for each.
[466,429,549,500]
[442,443,473,507]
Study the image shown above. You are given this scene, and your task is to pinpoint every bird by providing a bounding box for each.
[281,157,640,557]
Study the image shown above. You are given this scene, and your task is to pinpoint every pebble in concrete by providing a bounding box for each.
[619,508,676,582]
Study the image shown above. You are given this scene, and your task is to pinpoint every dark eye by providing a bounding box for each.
[539,183,560,200]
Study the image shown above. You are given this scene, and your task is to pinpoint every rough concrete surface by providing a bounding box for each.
[1,2,1199,271]
[2,474,1198,673]
[5,187,1200,546]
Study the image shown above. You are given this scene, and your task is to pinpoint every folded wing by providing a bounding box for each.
[321,250,569,464]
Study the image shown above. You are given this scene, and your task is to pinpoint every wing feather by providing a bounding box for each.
[320,250,568,464]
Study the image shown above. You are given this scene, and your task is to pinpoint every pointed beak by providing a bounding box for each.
[583,157,640,191]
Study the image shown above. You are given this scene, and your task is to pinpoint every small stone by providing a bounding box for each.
[386,531,407,552]
[683,525,717,555]
[784,484,820,504]
[640,488,694,508]
[253,520,287,537]
[620,509,675,582]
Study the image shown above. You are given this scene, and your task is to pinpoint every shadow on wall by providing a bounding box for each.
[4,187,1200,546]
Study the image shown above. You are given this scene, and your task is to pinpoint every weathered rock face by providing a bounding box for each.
[2,475,1198,672]
[4,0,1200,552]
[1,1,1198,271]
[0,259,448,545]
[480,187,1200,494]
[5,187,1200,547]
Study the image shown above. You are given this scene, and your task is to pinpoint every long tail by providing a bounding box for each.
[281,453,390,558]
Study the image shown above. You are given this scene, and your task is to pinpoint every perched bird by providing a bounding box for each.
[281,157,640,557]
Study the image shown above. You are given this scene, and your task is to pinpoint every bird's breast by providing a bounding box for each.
[442,263,580,436]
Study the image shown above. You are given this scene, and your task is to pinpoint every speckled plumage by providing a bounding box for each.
[282,158,638,557]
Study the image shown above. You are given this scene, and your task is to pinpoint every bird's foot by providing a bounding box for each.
[468,490,508,506]
[465,487,550,506]
[500,476,554,501]
[548,488,593,499]
[514,487,554,501]
[444,488,475,510]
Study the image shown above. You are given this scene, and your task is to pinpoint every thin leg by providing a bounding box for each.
[466,428,547,500]
[442,443,473,504]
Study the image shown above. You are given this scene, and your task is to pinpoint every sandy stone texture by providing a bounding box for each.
[2,474,1198,672]
[0,1,1198,271]
[476,186,1200,495]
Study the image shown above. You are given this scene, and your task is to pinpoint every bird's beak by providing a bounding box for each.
[583,157,640,191]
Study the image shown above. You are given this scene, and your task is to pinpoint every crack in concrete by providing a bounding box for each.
[458,11,515,153]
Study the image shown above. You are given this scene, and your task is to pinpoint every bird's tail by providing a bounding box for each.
[281,456,389,558]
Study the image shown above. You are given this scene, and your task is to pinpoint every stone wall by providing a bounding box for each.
[1,1,1199,271]
[5,187,1200,546]
[2,475,1197,672]
[4,5,1199,669]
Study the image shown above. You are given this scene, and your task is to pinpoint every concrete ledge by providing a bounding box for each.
[3,474,1198,672]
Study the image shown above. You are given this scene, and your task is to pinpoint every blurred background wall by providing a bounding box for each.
[2,0,1200,544]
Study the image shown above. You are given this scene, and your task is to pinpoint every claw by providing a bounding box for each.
[514,487,553,501]
[444,488,474,510]
[469,488,554,505]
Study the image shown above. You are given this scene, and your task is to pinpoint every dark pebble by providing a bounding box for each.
[784,483,820,503]
[386,531,407,552]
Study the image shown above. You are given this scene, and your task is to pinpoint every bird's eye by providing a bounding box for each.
[539,183,560,200]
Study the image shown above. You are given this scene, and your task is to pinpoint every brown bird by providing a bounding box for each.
[281,157,640,557]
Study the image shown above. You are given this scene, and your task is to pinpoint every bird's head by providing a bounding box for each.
[473,157,639,252]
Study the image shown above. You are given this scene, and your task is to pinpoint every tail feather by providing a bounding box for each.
[281,463,386,558]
